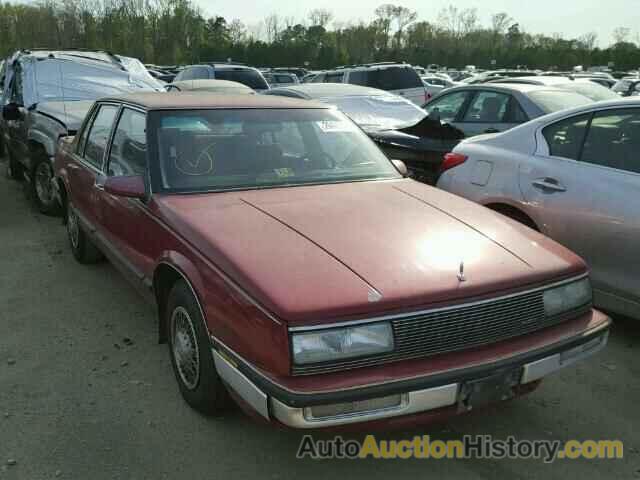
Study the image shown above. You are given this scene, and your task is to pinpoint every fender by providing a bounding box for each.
[28,114,66,159]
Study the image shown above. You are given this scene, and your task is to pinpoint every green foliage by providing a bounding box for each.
[1,0,638,70]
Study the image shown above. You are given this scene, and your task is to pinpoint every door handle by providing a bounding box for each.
[484,128,500,134]
[532,178,566,192]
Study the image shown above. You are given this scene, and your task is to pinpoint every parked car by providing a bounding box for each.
[165,79,254,94]
[437,98,640,319]
[263,72,299,88]
[461,70,539,84]
[54,92,609,429]
[612,78,640,97]
[172,64,269,91]
[487,76,619,102]
[423,84,595,137]
[0,49,162,213]
[272,67,308,80]
[311,63,428,106]
[265,83,463,184]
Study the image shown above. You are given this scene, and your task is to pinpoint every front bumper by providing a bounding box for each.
[212,317,610,429]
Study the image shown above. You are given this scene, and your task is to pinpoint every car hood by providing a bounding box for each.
[153,179,585,325]
[36,100,95,132]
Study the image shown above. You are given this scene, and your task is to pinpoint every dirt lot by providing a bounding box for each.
[0,162,639,480]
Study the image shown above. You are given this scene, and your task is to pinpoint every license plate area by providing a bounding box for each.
[457,368,522,412]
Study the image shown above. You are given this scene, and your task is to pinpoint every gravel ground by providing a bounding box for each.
[0,161,639,479]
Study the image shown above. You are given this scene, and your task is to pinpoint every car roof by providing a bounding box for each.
[268,83,389,99]
[516,97,640,127]
[99,92,328,110]
[444,83,562,94]
[170,79,252,90]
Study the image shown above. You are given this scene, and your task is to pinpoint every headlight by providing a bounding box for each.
[292,323,394,365]
[543,278,592,317]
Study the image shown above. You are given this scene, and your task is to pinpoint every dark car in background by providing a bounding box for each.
[0,49,162,213]
[265,83,464,184]
[172,63,269,91]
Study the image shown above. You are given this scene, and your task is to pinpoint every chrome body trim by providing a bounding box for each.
[212,330,609,428]
[521,331,609,383]
[212,349,269,420]
[270,384,459,429]
[288,273,589,332]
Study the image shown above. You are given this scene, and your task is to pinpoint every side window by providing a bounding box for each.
[107,109,147,176]
[191,67,211,79]
[507,98,529,123]
[348,71,368,86]
[581,109,640,173]
[542,113,591,160]
[425,91,469,123]
[75,107,98,155]
[324,72,344,83]
[463,91,510,123]
[83,105,118,169]
[311,73,325,83]
[176,68,194,81]
[10,69,23,104]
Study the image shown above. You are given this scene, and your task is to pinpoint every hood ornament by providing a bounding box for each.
[457,261,466,282]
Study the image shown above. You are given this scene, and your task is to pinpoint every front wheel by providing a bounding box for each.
[5,150,24,181]
[166,280,230,415]
[31,155,60,215]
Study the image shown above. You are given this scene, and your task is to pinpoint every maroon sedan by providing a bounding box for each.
[53,93,610,429]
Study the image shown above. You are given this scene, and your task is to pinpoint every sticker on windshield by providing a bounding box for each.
[316,120,356,133]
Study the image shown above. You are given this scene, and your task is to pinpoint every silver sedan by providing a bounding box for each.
[437,98,640,319]
[423,83,596,137]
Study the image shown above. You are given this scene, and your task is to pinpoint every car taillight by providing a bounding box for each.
[441,152,468,173]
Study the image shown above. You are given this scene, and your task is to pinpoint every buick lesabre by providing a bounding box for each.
[54,93,610,429]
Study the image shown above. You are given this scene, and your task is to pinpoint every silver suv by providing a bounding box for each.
[311,63,428,106]
[0,49,161,214]
[172,64,270,91]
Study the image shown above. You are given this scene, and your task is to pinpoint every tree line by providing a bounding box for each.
[1,0,639,71]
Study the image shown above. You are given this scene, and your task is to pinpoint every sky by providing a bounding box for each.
[193,0,640,46]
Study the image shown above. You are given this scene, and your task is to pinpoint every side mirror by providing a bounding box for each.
[391,159,408,177]
[104,175,146,199]
[2,103,23,121]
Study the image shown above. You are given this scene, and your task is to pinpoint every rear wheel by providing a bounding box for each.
[66,200,103,264]
[166,280,229,415]
[31,154,60,215]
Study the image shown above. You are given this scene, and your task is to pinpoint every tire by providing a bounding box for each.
[5,149,24,181]
[30,154,61,215]
[66,200,103,264]
[166,280,229,415]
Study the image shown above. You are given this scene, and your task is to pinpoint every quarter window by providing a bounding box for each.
[83,105,118,169]
[107,109,147,176]
[542,113,591,160]
[581,109,640,173]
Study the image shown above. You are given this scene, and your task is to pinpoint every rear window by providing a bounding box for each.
[612,80,632,93]
[528,90,593,114]
[348,67,422,91]
[214,69,268,90]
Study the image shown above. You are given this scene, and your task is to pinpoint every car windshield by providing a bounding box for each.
[327,94,426,130]
[214,69,269,90]
[527,90,594,113]
[150,108,401,193]
[556,82,619,102]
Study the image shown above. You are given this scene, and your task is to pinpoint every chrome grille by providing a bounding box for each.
[291,289,590,376]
